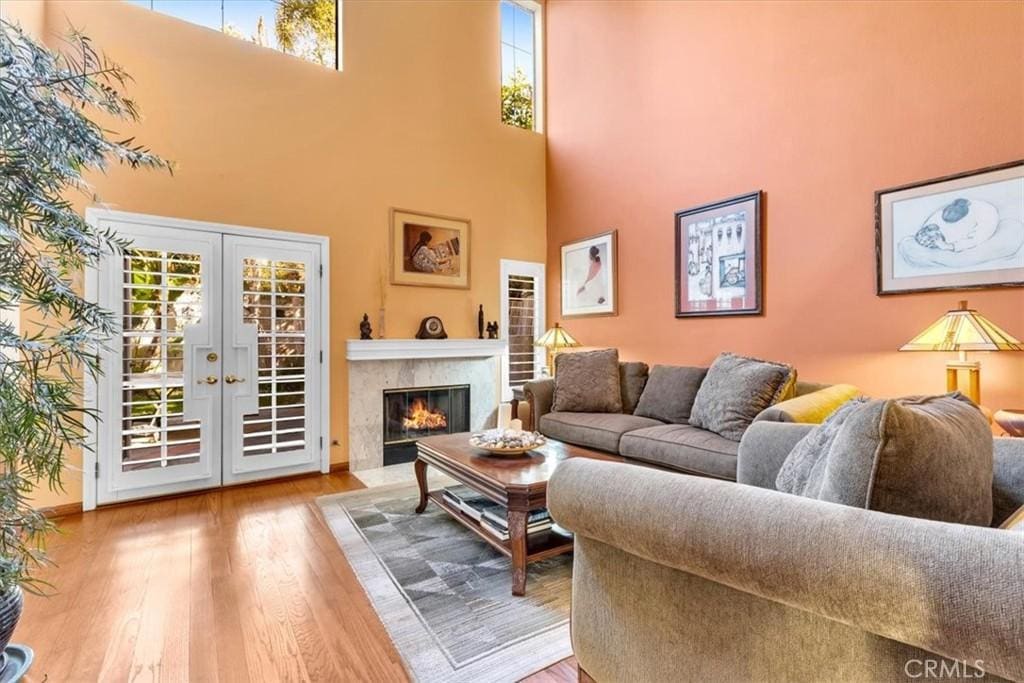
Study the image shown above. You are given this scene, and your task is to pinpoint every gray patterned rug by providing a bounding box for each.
[316,482,572,683]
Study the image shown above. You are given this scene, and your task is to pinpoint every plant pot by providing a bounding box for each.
[0,587,21,659]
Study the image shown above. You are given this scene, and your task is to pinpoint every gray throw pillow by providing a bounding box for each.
[776,393,993,526]
[633,365,708,423]
[551,349,623,413]
[688,352,796,441]
[619,362,650,415]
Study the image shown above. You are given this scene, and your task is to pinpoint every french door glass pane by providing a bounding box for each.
[241,258,307,457]
[121,249,203,472]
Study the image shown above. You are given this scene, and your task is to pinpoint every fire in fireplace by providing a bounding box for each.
[382,385,470,465]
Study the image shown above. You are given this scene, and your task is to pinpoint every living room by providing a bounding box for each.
[0,0,1021,681]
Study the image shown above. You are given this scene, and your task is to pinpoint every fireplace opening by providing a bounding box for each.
[383,385,470,465]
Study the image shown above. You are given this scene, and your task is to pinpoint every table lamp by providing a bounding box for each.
[899,300,1022,405]
[534,322,581,376]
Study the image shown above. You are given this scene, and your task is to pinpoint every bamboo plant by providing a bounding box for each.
[0,19,170,594]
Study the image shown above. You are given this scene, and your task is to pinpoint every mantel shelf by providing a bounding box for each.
[346,338,508,361]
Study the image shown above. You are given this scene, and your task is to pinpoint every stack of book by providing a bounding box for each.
[441,485,553,541]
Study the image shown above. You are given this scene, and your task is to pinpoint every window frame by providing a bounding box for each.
[499,259,546,401]
[499,0,544,132]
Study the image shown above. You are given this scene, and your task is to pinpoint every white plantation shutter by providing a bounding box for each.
[500,260,545,398]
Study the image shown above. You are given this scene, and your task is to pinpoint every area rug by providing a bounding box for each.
[316,482,572,683]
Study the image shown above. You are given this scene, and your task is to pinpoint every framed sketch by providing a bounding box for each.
[675,191,762,317]
[876,160,1024,295]
[561,230,617,317]
[390,208,470,289]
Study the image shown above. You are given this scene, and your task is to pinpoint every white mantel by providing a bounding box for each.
[346,338,507,361]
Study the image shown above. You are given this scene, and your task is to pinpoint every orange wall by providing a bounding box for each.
[12,0,546,506]
[545,0,1024,409]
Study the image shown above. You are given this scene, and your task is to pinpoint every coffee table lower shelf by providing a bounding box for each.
[426,491,573,562]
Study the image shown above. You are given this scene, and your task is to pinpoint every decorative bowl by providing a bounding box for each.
[469,430,547,456]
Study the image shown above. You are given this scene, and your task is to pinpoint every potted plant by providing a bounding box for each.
[0,20,170,677]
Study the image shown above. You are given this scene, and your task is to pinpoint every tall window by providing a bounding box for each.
[500,0,542,131]
[126,0,341,70]
[500,260,546,400]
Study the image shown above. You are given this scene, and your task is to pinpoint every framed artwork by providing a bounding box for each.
[561,230,618,317]
[876,160,1024,295]
[390,208,470,289]
[675,191,762,317]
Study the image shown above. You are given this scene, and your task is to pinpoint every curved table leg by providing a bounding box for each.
[414,458,429,514]
[509,509,528,596]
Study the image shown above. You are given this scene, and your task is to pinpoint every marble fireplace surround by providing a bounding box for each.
[346,339,507,471]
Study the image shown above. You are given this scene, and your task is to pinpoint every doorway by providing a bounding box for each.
[86,210,330,507]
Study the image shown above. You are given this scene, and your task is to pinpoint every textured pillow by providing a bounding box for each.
[688,352,796,441]
[1000,504,1024,532]
[551,349,623,413]
[633,365,709,424]
[776,393,993,526]
[619,362,650,415]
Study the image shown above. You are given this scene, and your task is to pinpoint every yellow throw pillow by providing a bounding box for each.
[764,384,861,424]
[1000,504,1024,532]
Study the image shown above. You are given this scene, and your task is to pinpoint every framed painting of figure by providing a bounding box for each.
[675,191,763,317]
[390,208,471,289]
[876,160,1024,295]
[561,230,618,318]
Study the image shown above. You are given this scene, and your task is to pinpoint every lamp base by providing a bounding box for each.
[945,361,981,405]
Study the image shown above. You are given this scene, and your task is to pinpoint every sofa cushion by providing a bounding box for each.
[633,365,708,424]
[540,412,663,454]
[619,424,739,480]
[619,362,650,415]
[776,393,994,526]
[689,352,796,441]
[552,349,623,413]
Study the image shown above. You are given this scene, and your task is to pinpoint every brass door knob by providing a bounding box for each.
[199,375,219,385]
[224,375,245,384]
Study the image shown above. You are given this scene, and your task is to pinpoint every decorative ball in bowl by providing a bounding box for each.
[469,429,547,456]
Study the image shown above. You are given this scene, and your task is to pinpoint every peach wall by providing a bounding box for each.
[17,0,546,507]
[545,0,1024,410]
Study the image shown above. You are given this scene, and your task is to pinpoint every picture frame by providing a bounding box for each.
[875,160,1024,295]
[390,208,471,289]
[675,191,763,317]
[560,230,618,318]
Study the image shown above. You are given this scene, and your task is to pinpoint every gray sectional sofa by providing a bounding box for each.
[524,361,856,482]
[549,422,1024,682]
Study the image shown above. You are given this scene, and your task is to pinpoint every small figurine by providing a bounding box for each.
[359,313,373,340]
[478,304,485,340]
[486,321,499,339]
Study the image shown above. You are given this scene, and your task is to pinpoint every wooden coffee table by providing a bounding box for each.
[414,432,622,596]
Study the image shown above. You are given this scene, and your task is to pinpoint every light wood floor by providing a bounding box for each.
[22,473,576,682]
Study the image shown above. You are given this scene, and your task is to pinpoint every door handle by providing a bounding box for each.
[198,375,219,385]
[224,375,245,384]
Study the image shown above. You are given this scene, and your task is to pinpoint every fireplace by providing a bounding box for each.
[382,384,470,465]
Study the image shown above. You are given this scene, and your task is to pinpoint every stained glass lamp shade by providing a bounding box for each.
[900,300,1022,404]
[534,322,581,375]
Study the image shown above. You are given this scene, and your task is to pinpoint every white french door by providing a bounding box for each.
[92,214,326,505]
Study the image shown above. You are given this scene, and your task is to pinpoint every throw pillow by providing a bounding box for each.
[619,362,650,415]
[551,348,623,413]
[1000,504,1024,532]
[776,393,993,526]
[688,352,797,441]
[633,365,709,423]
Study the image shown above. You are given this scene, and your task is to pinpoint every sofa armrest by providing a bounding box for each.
[736,421,813,488]
[549,459,1024,681]
[523,377,555,429]
[755,383,860,424]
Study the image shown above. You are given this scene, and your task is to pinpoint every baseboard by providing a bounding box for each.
[330,461,350,473]
[39,502,83,519]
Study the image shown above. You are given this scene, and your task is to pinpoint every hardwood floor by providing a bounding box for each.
[20,473,578,682]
